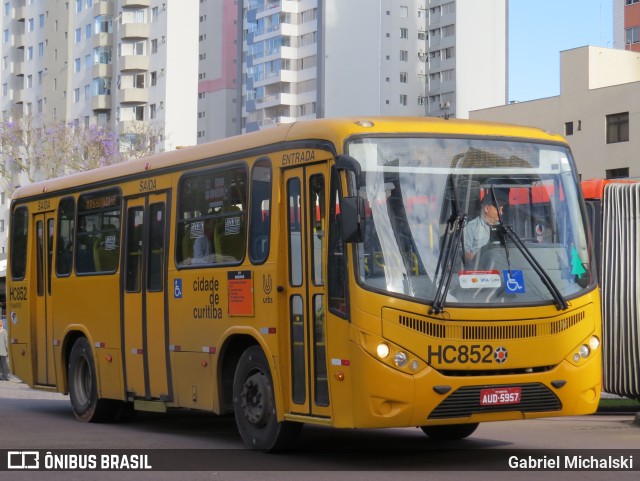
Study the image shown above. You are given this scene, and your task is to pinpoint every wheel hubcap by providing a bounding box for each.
[241,371,270,428]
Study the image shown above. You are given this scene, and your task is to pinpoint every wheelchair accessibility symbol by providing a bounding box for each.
[174,279,183,298]
[503,270,525,293]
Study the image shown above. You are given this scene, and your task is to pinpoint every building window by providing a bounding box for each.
[400,50,408,62]
[400,6,408,17]
[150,71,157,86]
[626,0,639,5]
[73,88,80,102]
[606,112,629,144]
[565,121,574,136]
[606,167,629,179]
[75,28,82,42]
[626,26,639,45]
[400,28,408,39]
[150,103,156,119]
[400,72,408,83]
[400,94,407,106]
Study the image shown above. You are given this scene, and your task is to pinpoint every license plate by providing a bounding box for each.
[480,387,522,406]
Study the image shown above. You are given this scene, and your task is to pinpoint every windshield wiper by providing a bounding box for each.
[430,212,466,315]
[500,224,569,311]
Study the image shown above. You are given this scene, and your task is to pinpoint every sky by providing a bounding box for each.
[509,0,614,102]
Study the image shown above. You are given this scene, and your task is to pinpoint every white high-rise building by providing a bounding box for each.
[1,0,198,153]
[0,0,199,255]
[239,0,507,134]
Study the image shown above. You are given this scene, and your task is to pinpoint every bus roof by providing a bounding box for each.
[11,116,568,202]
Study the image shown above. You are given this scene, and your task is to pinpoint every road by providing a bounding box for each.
[0,377,638,481]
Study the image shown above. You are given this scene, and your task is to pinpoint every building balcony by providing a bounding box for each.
[13,89,24,104]
[92,63,113,78]
[12,62,25,76]
[15,5,26,21]
[14,33,25,49]
[119,87,148,104]
[120,22,149,39]
[121,0,150,7]
[92,95,112,110]
[94,0,114,16]
[119,55,149,71]
[93,32,114,48]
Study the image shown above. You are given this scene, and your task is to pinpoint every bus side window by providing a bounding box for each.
[177,165,247,266]
[249,158,272,264]
[56,197,75,276]
[328,168,348,317]
[75,189,121,275]
[10,206,29,280]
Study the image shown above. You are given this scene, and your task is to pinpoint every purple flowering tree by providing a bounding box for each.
[0,112,160,197]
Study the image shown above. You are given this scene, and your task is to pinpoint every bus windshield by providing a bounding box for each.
[347,136,593,308]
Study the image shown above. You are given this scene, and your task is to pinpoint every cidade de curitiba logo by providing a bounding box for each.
[494,346,508,364]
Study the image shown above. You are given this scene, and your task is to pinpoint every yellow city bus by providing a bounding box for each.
[7,117,601,450]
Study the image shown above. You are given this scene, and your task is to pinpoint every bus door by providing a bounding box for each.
[122,193,171,400]
[33,212,56,386]
[283,164,331,418]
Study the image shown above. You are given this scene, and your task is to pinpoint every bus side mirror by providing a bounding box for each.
[341,196,366,243]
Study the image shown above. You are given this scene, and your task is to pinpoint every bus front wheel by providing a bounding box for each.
[420,423,479,441]
[68,337,115,423]
[232,345,301,451]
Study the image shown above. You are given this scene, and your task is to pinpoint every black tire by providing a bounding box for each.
[67,337,117,423]
[420,423,479,441]
[232,345,302,451]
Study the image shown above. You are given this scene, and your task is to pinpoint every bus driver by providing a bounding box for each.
[463,191,508,263]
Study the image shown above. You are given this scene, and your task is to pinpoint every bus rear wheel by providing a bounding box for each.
[68,337,117,423]
[232,345,301,451]
[420,423,479,441]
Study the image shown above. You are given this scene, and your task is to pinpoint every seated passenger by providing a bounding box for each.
[192,219,214,263]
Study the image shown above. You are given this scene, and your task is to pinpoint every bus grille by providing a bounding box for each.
[428,383,561,419]
[397,310,585,341]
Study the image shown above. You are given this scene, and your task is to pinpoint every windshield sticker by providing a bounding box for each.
[503,270,525,293]
[459,270,501,289]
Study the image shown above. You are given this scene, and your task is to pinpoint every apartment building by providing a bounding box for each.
[1,0,198,150]
[614,0,640,51]
[0,0,199,253]
[197,0,238,142]
[237,0,507,134]
[471,46,640,181]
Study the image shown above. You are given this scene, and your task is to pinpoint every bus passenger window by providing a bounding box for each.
[176,166,247,266]
[75,189,121,274]
[56,197,75,276]
[10,206,28,280]
[328,170,348,317]
[249,158,271,264]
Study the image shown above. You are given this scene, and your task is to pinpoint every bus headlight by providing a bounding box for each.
[579,344,591,359]
[589,336,600,350]
[376,343,390,359]
[394,352,408,368]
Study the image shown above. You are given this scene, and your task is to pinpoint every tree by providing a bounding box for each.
[119,120,165,160]
[0,112,163,197]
